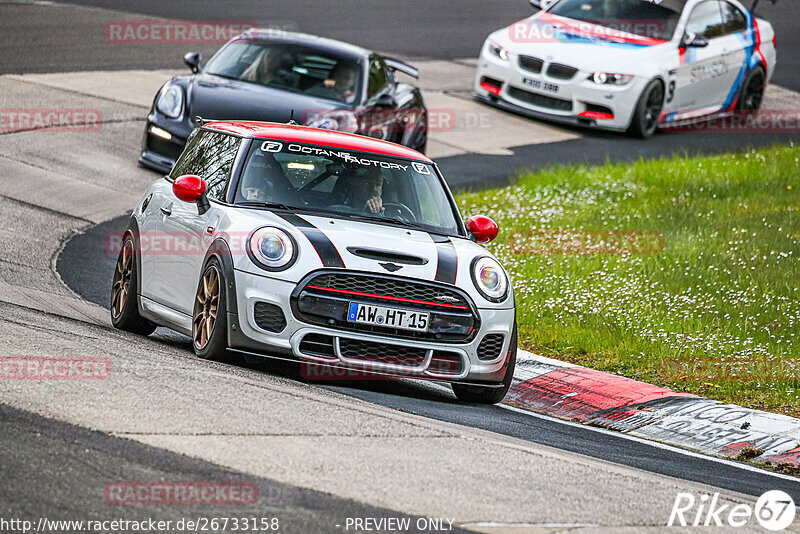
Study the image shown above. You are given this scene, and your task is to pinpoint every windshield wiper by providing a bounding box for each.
[345,213,426,231]
[238,201,302,211]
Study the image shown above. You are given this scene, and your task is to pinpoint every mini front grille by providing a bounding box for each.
[518,55,544,74]
[253,302,287,333]
[339,338,427,367]
[428,351,464,376]
[507,86,573,112]
[307,273,470,309]
[477,334,505,361]
[546,62,579,80]
[299,333,336,359]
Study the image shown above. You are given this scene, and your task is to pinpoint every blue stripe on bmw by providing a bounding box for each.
[274,213,345,268]
[721,10,759,111]
[430,234,458,284]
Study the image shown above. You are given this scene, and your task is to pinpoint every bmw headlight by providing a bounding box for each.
[589,72,634,86]
[247,227,297,271]
[471,256,508,302]
[156,84,184,118]
[487,40,510,61]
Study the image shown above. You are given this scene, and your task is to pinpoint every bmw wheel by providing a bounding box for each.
[110,235,156,335]
[452,324,517,405]
[628,79,664,139]
[736,67,766,111]
[192,258,229,361]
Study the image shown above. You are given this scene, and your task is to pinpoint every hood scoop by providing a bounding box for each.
[346,247,428,266]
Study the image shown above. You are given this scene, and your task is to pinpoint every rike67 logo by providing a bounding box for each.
[669,490,796,531]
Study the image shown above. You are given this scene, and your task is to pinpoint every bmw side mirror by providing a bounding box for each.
[681,32,709,48]
[373,93,398,109]
[466,215,499,244]
[173,174,210,214]
[184,52,202,73]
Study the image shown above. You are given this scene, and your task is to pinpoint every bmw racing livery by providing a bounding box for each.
[113,121,517,404]
[475,0,777,137]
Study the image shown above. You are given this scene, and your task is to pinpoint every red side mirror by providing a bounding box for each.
[173,174,207,203]
[466,215,499,244]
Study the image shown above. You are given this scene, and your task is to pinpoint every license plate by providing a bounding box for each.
[522,77,560,93]
[347,302,429,332]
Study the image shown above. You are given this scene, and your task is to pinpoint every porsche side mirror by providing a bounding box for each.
[466,215,499,244]
[373,93,398,108]
[681,32,709,48]
[173,174,210,214]
[529,0,555,9]
[184,52,202,73]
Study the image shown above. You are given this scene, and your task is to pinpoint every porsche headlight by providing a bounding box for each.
[156,84,184,118]
[471,256,508,302]
[590,72,634,86]
[248,227,296,270]
[487,40,510,61]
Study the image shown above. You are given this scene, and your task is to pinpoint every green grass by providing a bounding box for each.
[457,144,800,416]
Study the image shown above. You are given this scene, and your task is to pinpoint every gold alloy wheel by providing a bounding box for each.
[111,240,133,319]
[193,265,220,350]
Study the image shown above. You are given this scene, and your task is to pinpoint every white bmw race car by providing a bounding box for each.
[475,0,777,137]
[111,120,517,404]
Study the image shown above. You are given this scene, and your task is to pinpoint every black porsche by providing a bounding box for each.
[139,30,428,173]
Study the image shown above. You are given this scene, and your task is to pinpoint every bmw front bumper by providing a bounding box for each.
[474,45,649,132]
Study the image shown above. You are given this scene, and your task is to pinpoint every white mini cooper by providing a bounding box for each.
[112,120,517,403]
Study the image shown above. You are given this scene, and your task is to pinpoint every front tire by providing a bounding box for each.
[628,79,664,139]
[192,258,229,362]
[110,235,156,335]
[452,325,517,405]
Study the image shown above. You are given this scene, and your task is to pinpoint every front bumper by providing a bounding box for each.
[229,269,516,385]
[474,48,648,132]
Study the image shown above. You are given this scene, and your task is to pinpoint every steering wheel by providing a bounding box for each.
[382,202,416,223]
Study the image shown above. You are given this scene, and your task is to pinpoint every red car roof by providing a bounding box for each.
[205,121,432,163]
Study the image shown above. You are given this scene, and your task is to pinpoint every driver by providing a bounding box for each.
[239,153,285,202]
[341,167,384,213]
[315,63,357,104]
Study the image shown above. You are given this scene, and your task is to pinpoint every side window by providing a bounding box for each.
[685,1,726,40]
[170,130,240,201]
[367,58,389,99]
[719,2,747,35]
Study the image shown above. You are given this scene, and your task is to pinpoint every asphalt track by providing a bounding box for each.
[0,403,465,534]
[56,215,800,499]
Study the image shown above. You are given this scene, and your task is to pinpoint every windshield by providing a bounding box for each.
[234,140,461,235]
[204,41,363,105]
[547,0,683,41]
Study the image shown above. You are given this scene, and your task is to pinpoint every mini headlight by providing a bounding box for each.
[156,85,184,118]
[248,227,296,270]
[590,72,634,86]
[471,256,508,302]
[488,40,510,61]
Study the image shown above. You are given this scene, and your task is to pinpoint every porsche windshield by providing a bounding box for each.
[547,0,683,41]
[204,42,363,105]
[235,140,461,235]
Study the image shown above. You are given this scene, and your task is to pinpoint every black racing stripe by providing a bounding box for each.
[275,213,345,268]
[430,234,457,284]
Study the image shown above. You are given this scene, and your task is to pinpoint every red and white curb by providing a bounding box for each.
[508,350,800,469]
